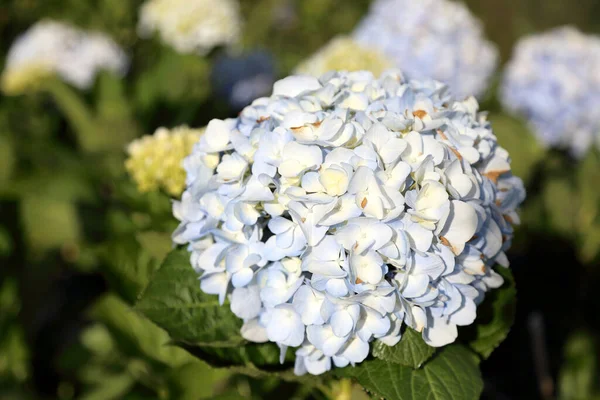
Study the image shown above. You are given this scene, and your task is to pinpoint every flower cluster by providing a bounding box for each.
[501,27,600,157]
[353,0,498,99]
[173,70,524,375]
[137,0,241,55]
[126,126,203,196]
[295,36,393,78]
[1,20,128,94]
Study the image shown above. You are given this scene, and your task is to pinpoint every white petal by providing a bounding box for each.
[331,310,355,337]
[232,268,254,288]
[438,201,478,255]
[423,317,458,347]
[293,285,326,325]
[273,75,322,97]
[307,325,348,356]
[200,272,229,305]
[341,337,370,363]
[203,119,230,152]
[231,285,261,319]
[241,319,269,343]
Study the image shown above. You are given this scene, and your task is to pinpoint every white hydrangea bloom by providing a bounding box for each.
[1,20,128,94]
[138,0,241,55]
[353,0,498,99]
[173,70,524,375]
[501,27,600,157]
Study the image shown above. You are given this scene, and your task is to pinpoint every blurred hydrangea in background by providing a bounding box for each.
[353,0,498,99]
[294,35,392,77]
[1,20,128,94]
[126,126,204,197]
[501,26,600,157]
[137,0,242,55]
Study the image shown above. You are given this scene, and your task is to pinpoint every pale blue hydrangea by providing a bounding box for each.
[353,0,498,100]
[501,27,600,156]
[173,70,524,375]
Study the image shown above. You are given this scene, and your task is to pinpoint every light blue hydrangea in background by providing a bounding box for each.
[501,27,600,157]
[353,0,498,100]
[172,70,524,375]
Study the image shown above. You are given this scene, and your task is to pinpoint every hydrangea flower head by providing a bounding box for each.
[1,20,128,94]
[501,27,600,156]
[173,70,524,375]
[138,0,241,55]
[353,0,498,99]
[126,126,203,196]
[295,36,393,78]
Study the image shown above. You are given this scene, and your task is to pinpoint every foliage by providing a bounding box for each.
[335,345,483,400]
[558,331,600,400]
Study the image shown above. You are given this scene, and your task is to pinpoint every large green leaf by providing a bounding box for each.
[100,232,170,304]
[335,345,483,400]
[372,327,436,369]
[468,267,517,359]
[135,248,244,346]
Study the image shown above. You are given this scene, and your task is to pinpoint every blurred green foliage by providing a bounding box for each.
[0,279,30,397]
[558,331,600,400]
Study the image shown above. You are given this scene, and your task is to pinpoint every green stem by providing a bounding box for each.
[43,79,98,151]
[96,71,133,121]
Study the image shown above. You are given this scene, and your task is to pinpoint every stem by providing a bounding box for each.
[528,312,555,400]
[43,78,98,151]
[96,71,132,121]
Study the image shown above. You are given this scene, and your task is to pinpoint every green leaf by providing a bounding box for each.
[468,267,517,359]
[177,341,291,369]
[100,239,160,304]
[91,294,196,368]
[79,373,135,400]
[335,345,483,400]
[135,248,244,346]
[0,326,30,383]
[136,231,173,261]
[372,327,436,369]
[167,362,231,400]
[100,233,169,304]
